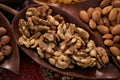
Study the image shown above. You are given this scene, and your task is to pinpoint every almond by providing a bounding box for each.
[99,0,110,8]
[111,24,120,35]
[109,8,117,21]
[79,10,89,23]
[112,0,120,8]
[97,25,109,34]
[102,6,113,15]
[95,7,102,13]
[87,7,94,18]
[113,36,120,43]
[92,10,101,22]
[109,46,120,56]
[89,19,96,29]
[104,39,113,46]
[117,13,120,24]
[102,34,113,39]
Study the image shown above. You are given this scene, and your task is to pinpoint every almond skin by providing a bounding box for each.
[89,19,96,29]
[97,25,109,34]
[112,0,120,8]
[87,7,94,18]
[113,36,120,43]
[109,8,117,21]
[102,34,113,39]
[100,0,110,8]
[111,24,120,35]
[104,39,113,46]
[117,13,120,24]
[92,10,101,22]
[102,6,113,15]
[109,46,120,56]
[79,10,89,23]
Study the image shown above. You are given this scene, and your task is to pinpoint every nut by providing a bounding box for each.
[1,35,10,45]
[109,46,120,56]
[0,27,7,36]
[97,25,109,34]
[79,10,89,23]
[1,45,12,56]
[108,8,117,21]
[111,24,120,35]
[104,39,113,46]
[87,7,94,18]
[89,19,97,29]
[102,6,113,15]
[99,0,110,8]
[111,0,120,8]
[92,10,101,22]
[113,36,120,43]
[102,34,113,39]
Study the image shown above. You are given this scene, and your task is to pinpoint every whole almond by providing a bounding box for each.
[97,25,109,34]
[89,19,96,29]
[102,34,113,39]
[109,8,117,21]
[113,36,120,43]
[117,13,120,24]
[109,46,120,56]
[111,24,120,35]
[87,7,94,18]
[112,0,120,8]
[102,6,113,15]
[100,0,110,8]
[92,10,101,22]
[79,10,89,23]
[103,16,110,27]
[104,39,113,46]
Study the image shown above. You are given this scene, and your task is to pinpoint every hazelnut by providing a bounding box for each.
[0,27,7,36]
[0,52,4,61]
[1,35,10,45]
[1,45,12,56]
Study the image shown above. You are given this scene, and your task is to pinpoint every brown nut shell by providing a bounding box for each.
[1,45,12,56]
[0,27,7,36]
[1,35,10,45]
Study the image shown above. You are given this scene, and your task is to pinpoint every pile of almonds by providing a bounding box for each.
[0,27,12,62]
[79,0,120,63]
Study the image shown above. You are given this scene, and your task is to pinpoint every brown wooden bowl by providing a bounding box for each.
[0,12,19,74]
[0,3,120,79]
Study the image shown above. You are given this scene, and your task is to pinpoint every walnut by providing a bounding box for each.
[1,45,12,56]
[26,7,40,17]
[1,35,10,45]
[0,27,7,36]
[96,47,109,68]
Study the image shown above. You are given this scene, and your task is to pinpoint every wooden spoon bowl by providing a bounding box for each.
[0,12,19,74]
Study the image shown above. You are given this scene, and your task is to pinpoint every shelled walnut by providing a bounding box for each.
[18,5,109,69]
[79,0,120,63]
[0,27,12,61]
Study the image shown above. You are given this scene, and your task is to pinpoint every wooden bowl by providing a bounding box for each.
[0,2,119,78]
[0,12,19,74]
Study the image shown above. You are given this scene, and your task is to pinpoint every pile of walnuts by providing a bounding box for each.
[0,27,12,62]
[18,5,109,69]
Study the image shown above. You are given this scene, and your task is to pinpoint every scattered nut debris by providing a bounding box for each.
[79,0,120,63]
[18,5,109,69]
